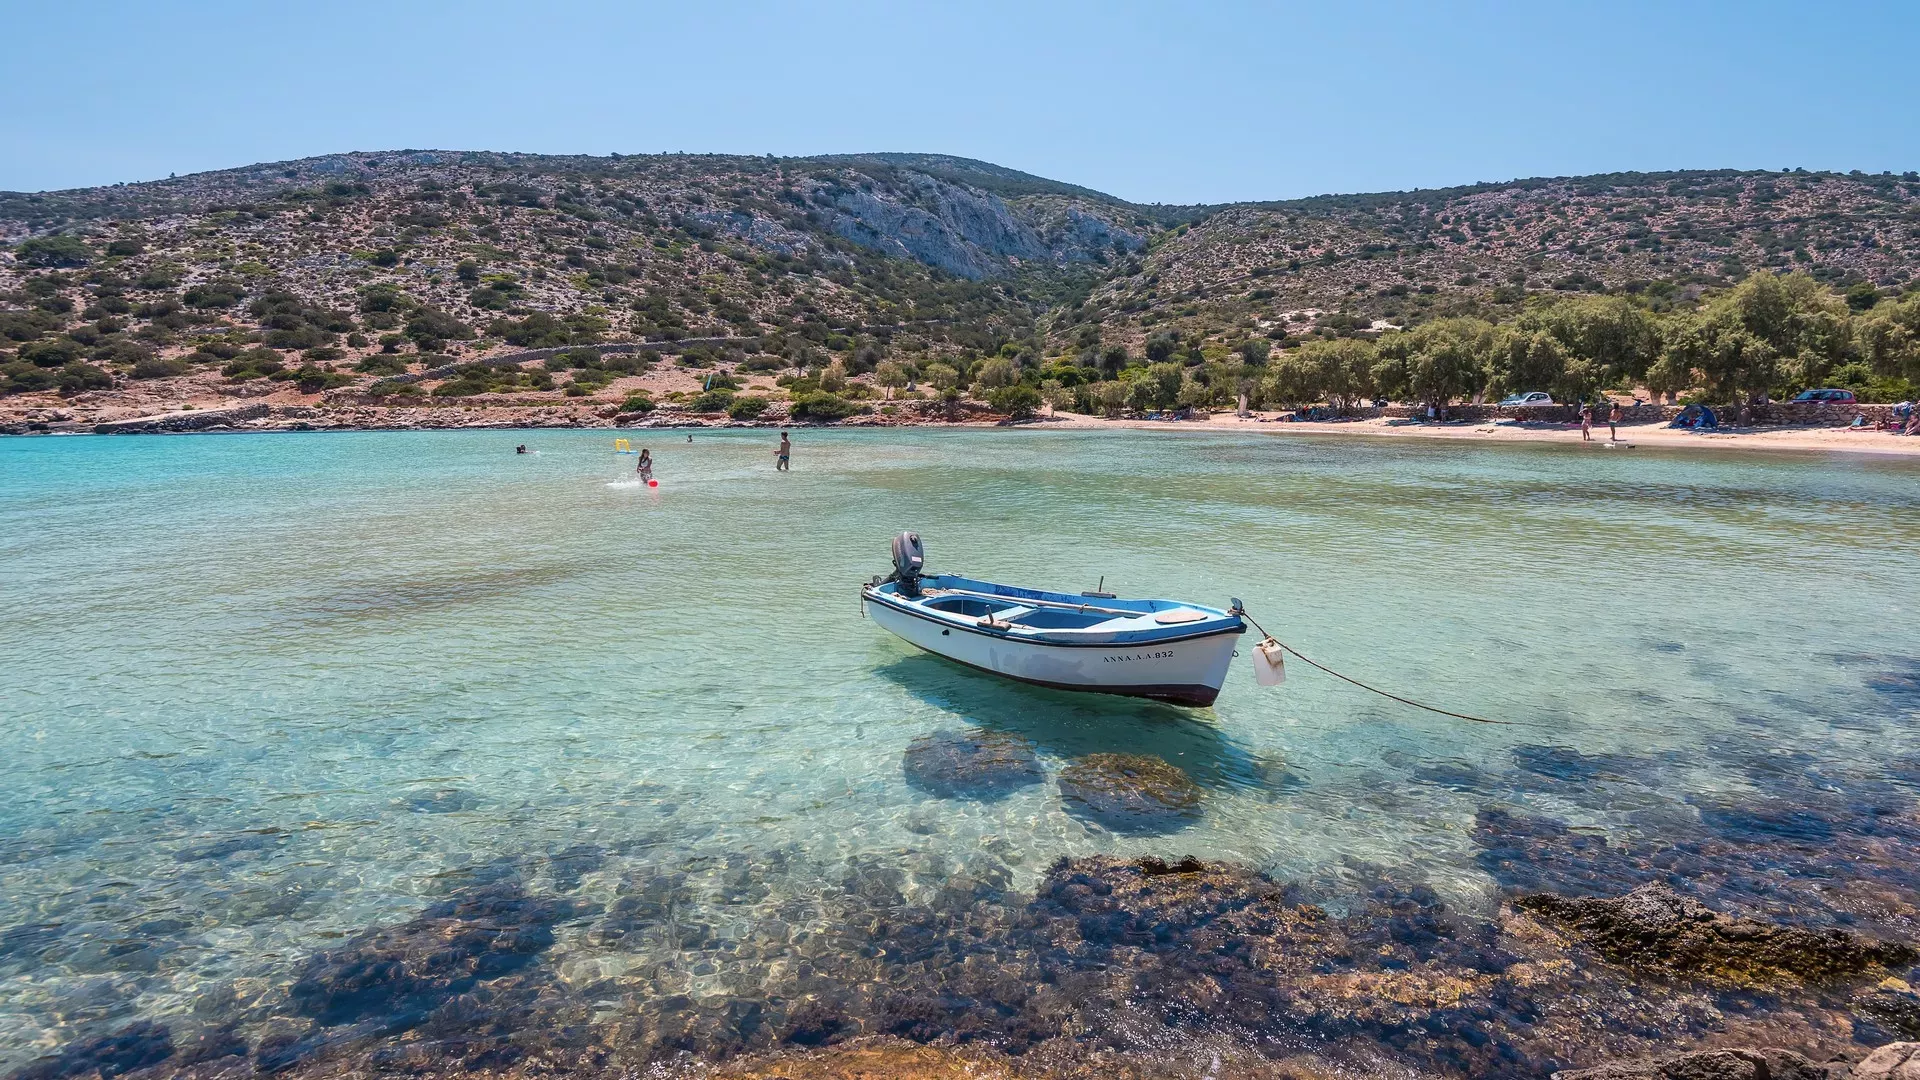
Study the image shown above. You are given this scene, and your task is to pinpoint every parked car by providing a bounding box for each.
[1496,392,1555,408]
[1790,388,1857,404]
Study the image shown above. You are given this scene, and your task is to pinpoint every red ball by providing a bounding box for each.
[647,479,659,487]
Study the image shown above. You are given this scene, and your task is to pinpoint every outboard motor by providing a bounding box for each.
[889,531,926,596]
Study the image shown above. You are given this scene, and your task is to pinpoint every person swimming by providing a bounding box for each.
[776,430,791,471]
[515,444,527,454]
[636,448,653,481]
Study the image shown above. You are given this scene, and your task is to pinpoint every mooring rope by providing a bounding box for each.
[1236,608,1521,726]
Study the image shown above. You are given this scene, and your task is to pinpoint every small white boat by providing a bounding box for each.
[861,533,1246,707]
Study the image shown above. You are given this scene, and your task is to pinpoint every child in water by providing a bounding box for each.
[636,448,652,481]
[776,431,791,471]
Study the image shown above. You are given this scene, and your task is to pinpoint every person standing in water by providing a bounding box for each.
[636,448,652,481]
[776,430,791,471]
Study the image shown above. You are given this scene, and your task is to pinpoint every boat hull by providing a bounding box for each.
[867,594,1239,706]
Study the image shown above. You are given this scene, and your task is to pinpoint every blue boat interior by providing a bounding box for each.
[868,573,1243,644]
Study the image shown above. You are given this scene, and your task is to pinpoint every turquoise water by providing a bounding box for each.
[2,427,1918,1066]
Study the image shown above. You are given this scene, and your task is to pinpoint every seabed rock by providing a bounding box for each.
[1516,883,1918,986]
[1857,982,1920,1040]
[902,728,1044,801]
[1056,753,1202,833]
[1551,1046,1835,1080]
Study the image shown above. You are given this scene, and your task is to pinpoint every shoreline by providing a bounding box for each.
[7,404,1920,458]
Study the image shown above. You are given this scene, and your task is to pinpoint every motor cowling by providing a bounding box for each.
[890,531,925,595]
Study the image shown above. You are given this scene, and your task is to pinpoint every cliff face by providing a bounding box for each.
[819,171,1143,279]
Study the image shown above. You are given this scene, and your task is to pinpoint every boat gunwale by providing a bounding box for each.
[862,584,1246,648]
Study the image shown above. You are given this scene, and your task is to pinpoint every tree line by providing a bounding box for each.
[1048,273,1920,416]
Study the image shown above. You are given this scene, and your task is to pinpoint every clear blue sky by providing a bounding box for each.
[5,0,1915,203]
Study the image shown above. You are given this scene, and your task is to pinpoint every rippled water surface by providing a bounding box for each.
[2,427,1918,1068]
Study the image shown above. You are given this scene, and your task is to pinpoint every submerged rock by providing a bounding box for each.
[1516,883,1918,986]
[1550,1046,1834,1080]
[11,1020,173,1080]
[287,880,589,1028]
[1857,982,1920,1040]
[901,728,1043,801]
[1057,754,1202,833]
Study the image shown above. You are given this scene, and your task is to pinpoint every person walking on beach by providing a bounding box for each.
[1580,401,1593,442]
[1608,402,1622,442]
[636,447,652,481]
[776,430,791,471]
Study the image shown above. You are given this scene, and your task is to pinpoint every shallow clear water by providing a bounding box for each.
[2,427,1918,1064]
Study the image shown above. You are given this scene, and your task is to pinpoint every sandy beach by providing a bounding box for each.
[1041,410,1920,457]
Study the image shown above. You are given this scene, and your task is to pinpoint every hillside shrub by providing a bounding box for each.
[58,362,113,394]
[686,389,735,413]
[131,357,191,379]
[790,391,858,420]
[618,391,654,414]
[20,338,85,368]
[726,394,769,420]
[222,349,284,380]
[183,280,245,308]
[2,362,57,393]
[16,236,92,268]
[292,366,354,393]
[365,379,424,399]
[355,355,409,375]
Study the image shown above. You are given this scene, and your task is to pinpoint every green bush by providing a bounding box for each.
[183,280,245,308]
[131,357,191,379]
[135,265,181,290]
[739,354,784,372]
[365,379,424,398]
[221,348,284,380]
[686,388,735,413]
[355,355,409,375]
[0,309,60,342]
[2,362,57,393]
[15,235,92,268]
[987,384,1042,419]
[105,239,144,257]
[57,362,113,394]
[20,338,85,367]
[405,308,474,347]
[790,391,858,420]
[726,394,770,420]
[618,392,655,414]
[292,366,354,393]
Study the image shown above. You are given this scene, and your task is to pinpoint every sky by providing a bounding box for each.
[3,0,1916,203]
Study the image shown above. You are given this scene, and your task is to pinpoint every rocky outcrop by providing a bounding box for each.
[1552,1046,1836,1080]
[1516,883,1918,986]
[1854,1044,1920,1080]
[92,403,270,434]
[820,173,1143,279]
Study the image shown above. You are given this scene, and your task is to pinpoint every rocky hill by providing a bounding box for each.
[1074,170,1920,349]
[3,152,1917,428]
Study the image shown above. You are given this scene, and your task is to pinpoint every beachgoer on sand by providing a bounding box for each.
[1580,402,1593,442]
[776,430,791,471]
[1609,402,1621,441]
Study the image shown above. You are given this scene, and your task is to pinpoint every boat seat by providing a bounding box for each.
[1153,609,1208,624]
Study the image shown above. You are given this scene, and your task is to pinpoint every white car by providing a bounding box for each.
[1497,392,1554,408]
